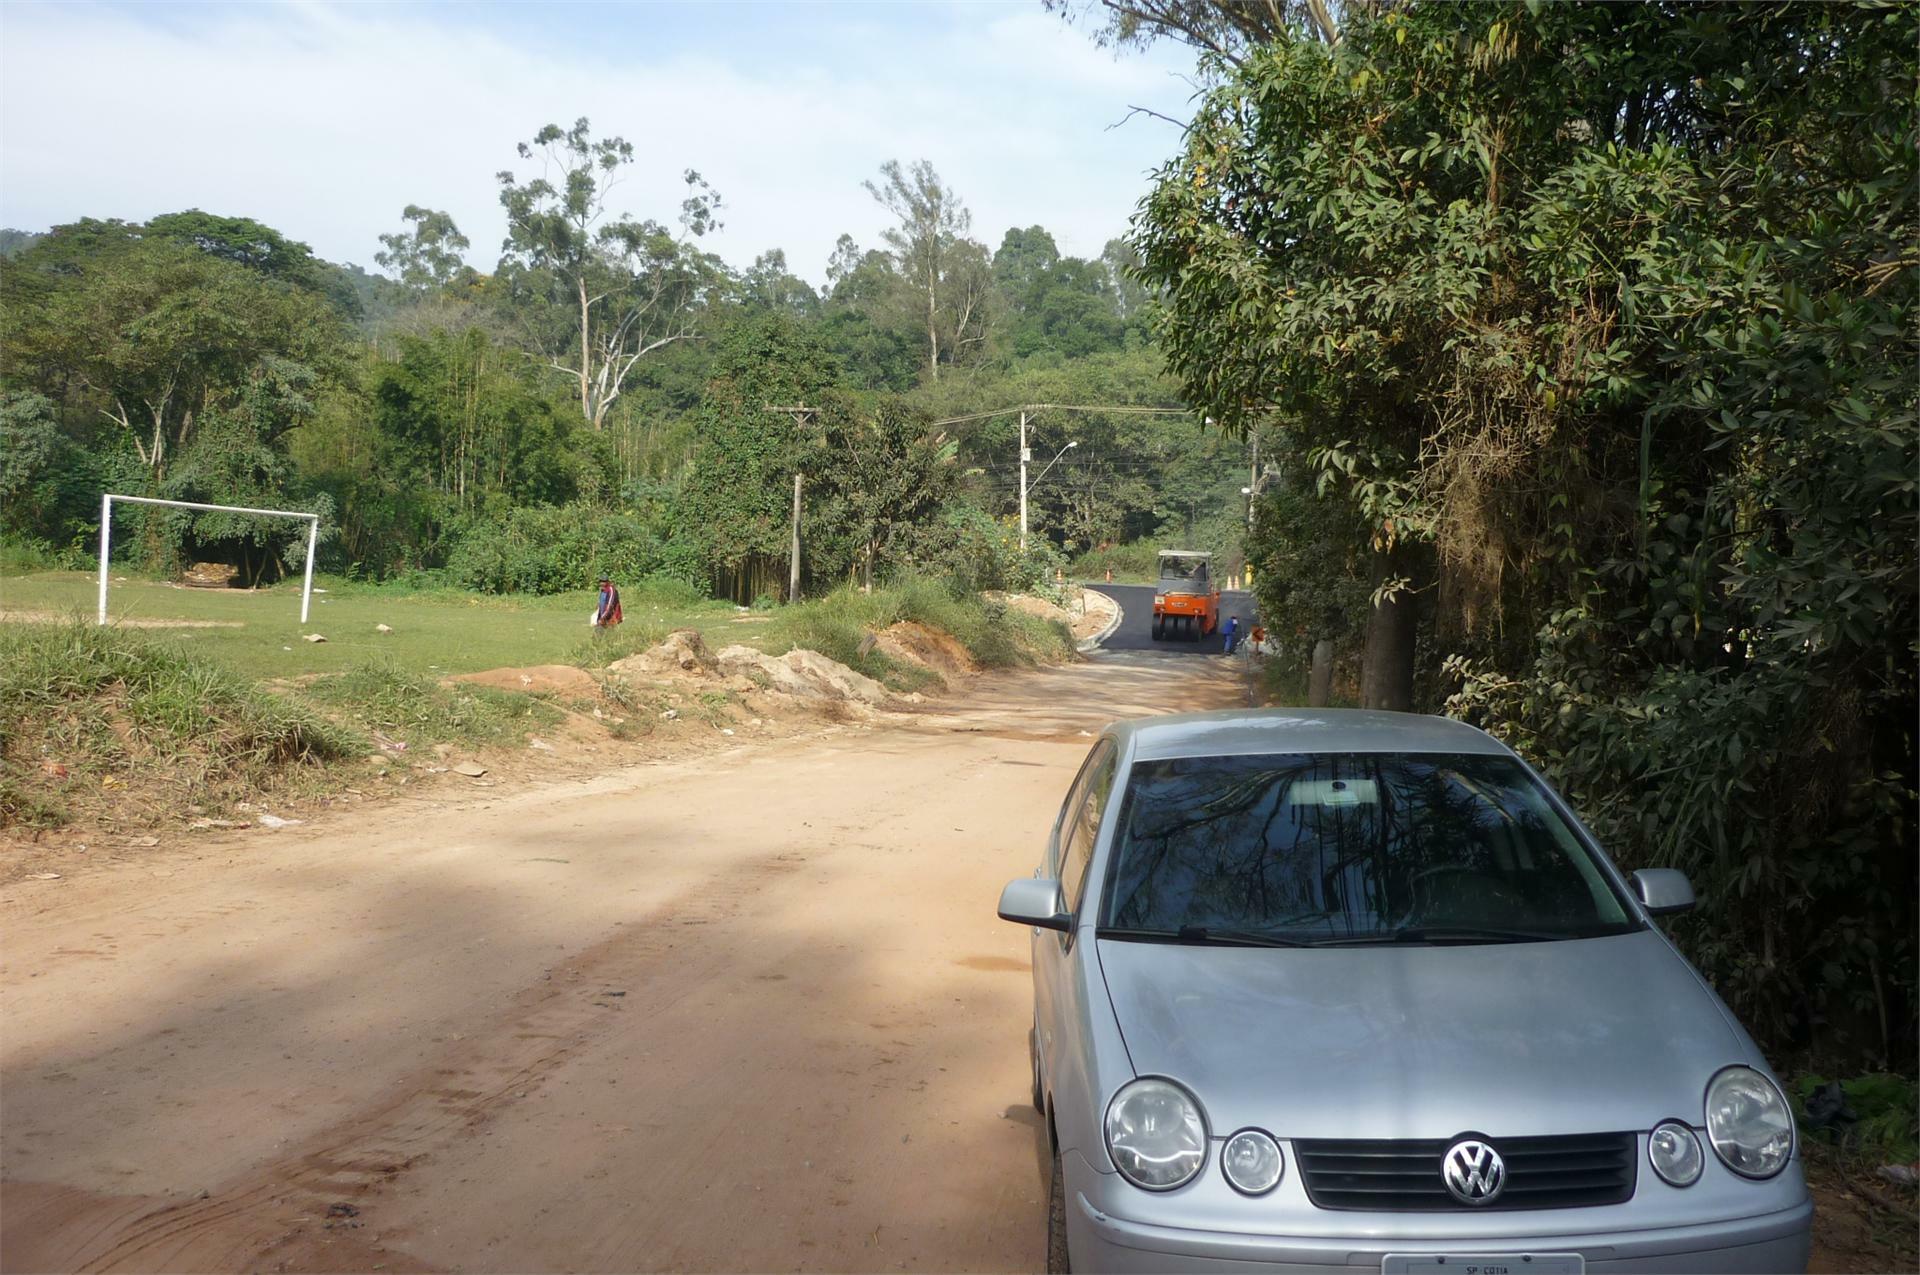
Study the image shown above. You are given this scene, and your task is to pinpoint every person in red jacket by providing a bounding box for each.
[592,577,623,629]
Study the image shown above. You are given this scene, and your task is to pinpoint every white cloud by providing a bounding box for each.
[0,0,1198,283]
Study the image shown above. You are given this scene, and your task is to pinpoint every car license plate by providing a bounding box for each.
[1383,1255,1584,1275]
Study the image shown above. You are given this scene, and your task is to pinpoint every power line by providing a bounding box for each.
[929,402,1198,428]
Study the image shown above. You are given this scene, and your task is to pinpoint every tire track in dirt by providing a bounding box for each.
[3,852,810,1274]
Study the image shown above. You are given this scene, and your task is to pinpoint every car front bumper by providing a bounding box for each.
[1064,1152,1813,1275]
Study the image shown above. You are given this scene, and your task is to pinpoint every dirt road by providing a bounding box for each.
[1,651,1244,1274]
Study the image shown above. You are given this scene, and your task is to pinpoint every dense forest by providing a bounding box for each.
[0,133,1250,600]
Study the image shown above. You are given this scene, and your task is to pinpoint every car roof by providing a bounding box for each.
[1112,708,1511,761]
[1156,549,1211,558]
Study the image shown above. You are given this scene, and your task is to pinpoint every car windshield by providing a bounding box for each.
[1101,752,1635,943]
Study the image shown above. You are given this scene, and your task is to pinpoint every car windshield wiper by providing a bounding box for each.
[1100,926,1315,949]
[1310,925,1573,947]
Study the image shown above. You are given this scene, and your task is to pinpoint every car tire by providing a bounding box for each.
[1151,617,1163,641]
[1046,1142,1071,1274]
[1029,1025,1044,1113]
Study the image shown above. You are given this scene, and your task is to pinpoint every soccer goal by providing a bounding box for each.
[96,493,321,626]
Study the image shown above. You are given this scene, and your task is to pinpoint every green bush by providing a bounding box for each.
[898,504,1070,599]
[1071,541,1161,582]
[0,534,94,574]
[1794,1072,1920,1164]
[445,504,665,595]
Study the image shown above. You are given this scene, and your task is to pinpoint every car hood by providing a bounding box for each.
[1095,930,1741,1140]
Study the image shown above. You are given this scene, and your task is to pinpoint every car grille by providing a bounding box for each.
[1293,1133,1638,1211]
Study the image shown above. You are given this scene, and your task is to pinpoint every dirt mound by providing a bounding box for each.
[873,621,976,682]
[448,665,598,695]
[609,629,718,679]
[715,645,891,706]
[988,592,1070,624]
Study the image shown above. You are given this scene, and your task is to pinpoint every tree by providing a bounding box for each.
[496,117,724,430]
[864,160,992,380]
[144,210,323,289]
[0,225,346,480]
[818,401,957,586]
[1132,0,1918,1062]
[376,206,472,291]
[679,314,852,586]
[741,249,819,316]
[1043,0,1345,61]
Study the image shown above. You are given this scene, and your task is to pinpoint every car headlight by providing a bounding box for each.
[1221,1128,1284,1195]
[1705,1067,1793,1179]
[1154,595,1167,606]
[1105,1078,1207,1190]
[1649,1120,1704,1186]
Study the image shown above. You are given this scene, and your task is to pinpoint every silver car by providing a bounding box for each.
[998,710,1811,1274]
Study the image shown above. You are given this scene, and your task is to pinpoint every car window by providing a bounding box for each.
[1059,745,1116,916]
[1101,751,1634,942]
[1048,740,1108,878]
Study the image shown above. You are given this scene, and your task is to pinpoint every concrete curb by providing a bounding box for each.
[1076,585,1125,654]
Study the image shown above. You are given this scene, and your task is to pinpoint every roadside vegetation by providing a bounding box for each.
[0,620,363,829]
[1125,0,1917,1083]
[0,574,1073,833]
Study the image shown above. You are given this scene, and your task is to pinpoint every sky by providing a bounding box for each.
[0,0,1202,284]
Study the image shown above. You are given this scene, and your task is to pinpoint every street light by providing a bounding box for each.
[1035,440,1079,487]
[1019,434,1078,549]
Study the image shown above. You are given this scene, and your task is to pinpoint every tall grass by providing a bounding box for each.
[753,577,1076,689]
[305,660,554,745]
[0,621,363,827]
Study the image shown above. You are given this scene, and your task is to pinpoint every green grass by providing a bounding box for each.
[304,661,561,747]
[0,569,1075,689]
[754,577,1076,690]
[0,570,743,681]
[0,621,364,828]
[1794,1072,1920,1164]
[0,570,1077,829]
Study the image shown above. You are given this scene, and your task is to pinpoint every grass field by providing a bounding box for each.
[0,571,751,681]
[0,570,1077,831]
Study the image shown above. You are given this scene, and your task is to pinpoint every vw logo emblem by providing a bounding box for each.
[1442,1139,1506,1205]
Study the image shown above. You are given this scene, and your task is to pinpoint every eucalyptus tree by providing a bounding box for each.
[864,160,994,381]
[495,117,725,430]
[375,205,472,292]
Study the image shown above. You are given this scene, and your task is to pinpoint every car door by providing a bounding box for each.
[1033,739,1116,1110]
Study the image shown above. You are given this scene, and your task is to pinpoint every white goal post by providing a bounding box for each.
[97,493,321,626]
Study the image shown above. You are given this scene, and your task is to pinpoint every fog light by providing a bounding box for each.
[1650,1120,1704,1186]
[1221,1129,1284,1195]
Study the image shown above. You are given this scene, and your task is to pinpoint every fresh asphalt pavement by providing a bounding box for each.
[1086,582,1259,654]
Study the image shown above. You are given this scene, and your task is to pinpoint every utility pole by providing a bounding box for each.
[1018,410,1030,551]
[1250,434,1260,514]
[790,472,803,602]
[765,405,818,601]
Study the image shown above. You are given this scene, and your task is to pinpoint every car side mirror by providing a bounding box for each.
[1633,868,1696,917]
[998,877,1071,932]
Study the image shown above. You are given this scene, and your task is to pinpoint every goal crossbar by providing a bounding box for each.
[97,493,321,626]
